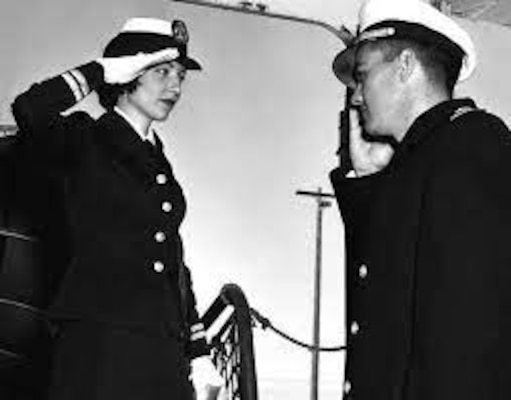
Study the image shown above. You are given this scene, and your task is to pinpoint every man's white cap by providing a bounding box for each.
[333,0,476,87]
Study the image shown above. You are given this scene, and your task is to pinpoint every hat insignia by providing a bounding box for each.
[358,27,396,43]
[172,20,189,45]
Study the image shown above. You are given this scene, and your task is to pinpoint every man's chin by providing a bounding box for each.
[363,128,397,146]
[362,123,392,142]
[362,121,378,137]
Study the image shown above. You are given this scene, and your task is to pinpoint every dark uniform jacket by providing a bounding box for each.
[12,62,207,358]
[330,99,511,400]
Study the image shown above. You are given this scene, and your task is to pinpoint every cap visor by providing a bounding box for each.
[332,46,356,88]
[178,56,202,71]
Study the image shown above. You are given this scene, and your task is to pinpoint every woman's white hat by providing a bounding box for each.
[103,17,202,70]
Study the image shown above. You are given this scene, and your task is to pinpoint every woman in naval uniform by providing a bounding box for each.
[12,17,211,400]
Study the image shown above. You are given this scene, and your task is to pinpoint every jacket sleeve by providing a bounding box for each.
[11,62,104,164]
[184,265,210,359]
[329,166,387,264]
[329,167,381,228]
[175,236,209,359]
[409,112,511,399]
[12,62,104,132]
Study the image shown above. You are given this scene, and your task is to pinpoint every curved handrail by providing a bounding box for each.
[201,283,258,400]
[169,0,354,44]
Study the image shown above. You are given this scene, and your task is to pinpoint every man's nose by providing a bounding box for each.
[350,84,363,107]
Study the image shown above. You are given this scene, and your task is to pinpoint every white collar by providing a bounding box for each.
[114,106,156,146]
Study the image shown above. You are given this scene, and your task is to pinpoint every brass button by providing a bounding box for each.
[343,380,352,394]
[156,174,167,185]
[162,201,172,212]
[154,231,166,243]
[350,321,360,335]
[153,261,165,273]
[359,264,368,279]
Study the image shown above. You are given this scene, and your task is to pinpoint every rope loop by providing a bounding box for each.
[250,308,346,353]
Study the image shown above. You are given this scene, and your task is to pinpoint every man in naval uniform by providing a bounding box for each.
[330,0,511,399]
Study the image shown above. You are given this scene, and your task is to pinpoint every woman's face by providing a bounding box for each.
[126,60,187,122]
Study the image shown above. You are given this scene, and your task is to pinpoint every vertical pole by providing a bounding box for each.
[296,188,334,400]
[311,188,321,400]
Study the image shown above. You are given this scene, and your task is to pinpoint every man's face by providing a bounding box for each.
[127,60,187,122]
[351,42,402,137]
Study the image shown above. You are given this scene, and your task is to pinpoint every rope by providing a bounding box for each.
[250,308,346,352]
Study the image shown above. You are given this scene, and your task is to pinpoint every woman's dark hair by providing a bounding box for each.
[96,79,140,111]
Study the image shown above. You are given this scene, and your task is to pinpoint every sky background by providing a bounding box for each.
[2,1,511,399]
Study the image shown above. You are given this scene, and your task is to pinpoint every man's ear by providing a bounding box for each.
[397,48,417,83]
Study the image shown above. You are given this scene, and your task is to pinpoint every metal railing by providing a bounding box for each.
[0,124,53,399]
[201,284,258,400]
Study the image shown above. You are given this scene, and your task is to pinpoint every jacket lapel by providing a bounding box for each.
[93,112,170,187]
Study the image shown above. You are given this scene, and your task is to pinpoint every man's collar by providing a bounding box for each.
[390,98,477,164]
[402,98,476,147]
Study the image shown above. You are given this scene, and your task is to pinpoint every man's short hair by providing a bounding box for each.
[366,37,463,95]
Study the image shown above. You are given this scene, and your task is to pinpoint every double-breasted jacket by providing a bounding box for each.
[12,62,207,357]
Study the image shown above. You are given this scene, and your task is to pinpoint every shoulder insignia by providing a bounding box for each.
[450,106,478,122]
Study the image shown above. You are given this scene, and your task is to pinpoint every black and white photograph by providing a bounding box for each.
[1,0,511,399]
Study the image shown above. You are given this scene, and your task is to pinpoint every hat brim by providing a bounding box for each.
[354,0,476,82]
[332,46,356,89]
[176,56,202,71]
[332,19,474,87]
[104,32,202,71]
